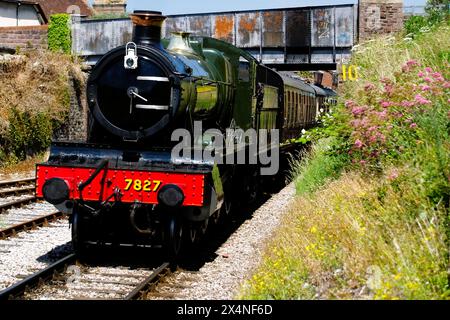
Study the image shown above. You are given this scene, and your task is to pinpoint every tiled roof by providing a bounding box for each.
[33,0,93,20]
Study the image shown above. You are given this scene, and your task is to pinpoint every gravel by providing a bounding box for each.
[149,183,296,300]
[26,266,155,300]
[0,171,34,183]
[0,201,56,229]
[0,219,72,291]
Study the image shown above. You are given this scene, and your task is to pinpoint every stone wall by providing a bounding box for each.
[359,0,404,41]
[93,0,127,15]
[0,25,48,50]
[53,74,88,142]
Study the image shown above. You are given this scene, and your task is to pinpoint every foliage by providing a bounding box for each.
[0,51,83,166]
[240,174,449,299]
[240,23,450,300]
[48,14,72,54]
[89,13,129,20]
[404,0,449,36]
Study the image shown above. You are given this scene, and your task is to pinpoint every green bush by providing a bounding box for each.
[48,14,71,54]
[3,108,55,163]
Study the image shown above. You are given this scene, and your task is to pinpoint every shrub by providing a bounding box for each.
[48,14,72,54]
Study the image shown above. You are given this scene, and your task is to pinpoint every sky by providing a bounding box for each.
[88,0,428,15]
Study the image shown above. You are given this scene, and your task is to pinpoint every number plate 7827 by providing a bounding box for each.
[124,179,162,192]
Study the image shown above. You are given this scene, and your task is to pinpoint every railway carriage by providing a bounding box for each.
[35,11,336,258]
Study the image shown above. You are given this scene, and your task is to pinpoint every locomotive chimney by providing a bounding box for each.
[130,10,166,48]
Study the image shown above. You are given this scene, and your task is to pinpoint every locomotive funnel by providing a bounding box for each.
[130,10,166,48]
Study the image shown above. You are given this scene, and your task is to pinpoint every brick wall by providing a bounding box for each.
[0,25,48,50]
[359,0,404,41]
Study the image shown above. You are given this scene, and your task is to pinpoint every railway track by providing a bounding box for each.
[0,177,36,213]
[0,253,170,300]
[0,211,65,240]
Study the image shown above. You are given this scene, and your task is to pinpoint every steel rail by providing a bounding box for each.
[125,262,171,300]
[0,211,65,240]
[0,253,76,300]
[0,178,35,189]
[0,196,37,213]
[0,186,35,198]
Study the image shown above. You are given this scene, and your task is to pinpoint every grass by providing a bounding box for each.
[239,22,450,300]
[0,153,46,177]
[240,173,449,299]
[0,50,84,167]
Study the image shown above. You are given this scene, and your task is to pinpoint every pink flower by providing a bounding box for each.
[425,67,433,73]
[401,100,414,107]
[424,77,433,83]
[364,83,376,91]
[376,110,388,120]
[443,82,450,89]
[352,106,366,116]
[410,123,417,129]
[345,100,356,109]
[354,139,364,149]
[406,59,419,67]
[368,126,378,132]
[380,101,391,108]
[418,72,424,77]
[432,72,442,79]
[388,170,399,180]
[420,85,431,91]
[414,94,431,105]
[360,160,367,165]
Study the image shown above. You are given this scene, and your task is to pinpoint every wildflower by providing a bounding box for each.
[310,226,318,234]
[420,85,431,91]
[406,59,420,67]
[431,72,442,79]
[354,139,364,149]
[443,82,450,89]
[320,108,324,113]
[364,83,376,91]
[352,106,366,116]
[388,170,399,180]
[418,71,424,77]
[425,67,433,73]
[301,129,306,135]
[345,100,356,109]
[423,77,432,83]
[380,101,391,108]
[360,160,367,165]
[414,94,431,105]
[410,123,417,129]
[375,110,388,120]
[368,126,378,132]
[401,100,414,107]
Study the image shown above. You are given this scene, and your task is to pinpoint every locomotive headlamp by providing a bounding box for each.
[157,185,184,208]
[124,42,138,69]
[42,178,70,205]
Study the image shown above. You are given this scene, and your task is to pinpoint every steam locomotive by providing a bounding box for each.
[36,11,336,258]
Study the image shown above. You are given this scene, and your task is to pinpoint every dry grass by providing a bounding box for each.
[0,153,47,177]
[0,50,84,135]
[240,172,449,300]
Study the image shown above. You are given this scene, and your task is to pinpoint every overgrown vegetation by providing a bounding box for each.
[48,14,72,54]
[240,12,450,299]
[89,12,129,20]
[0,51,84,167]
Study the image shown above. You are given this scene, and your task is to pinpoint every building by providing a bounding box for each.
[0,0,46,27]
[0,0,92,27]
[93,0,127,15]
[33,0,92,21]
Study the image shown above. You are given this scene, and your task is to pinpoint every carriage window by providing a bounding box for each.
[263,85,279,109]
